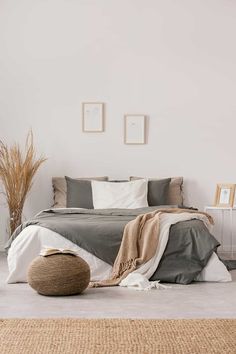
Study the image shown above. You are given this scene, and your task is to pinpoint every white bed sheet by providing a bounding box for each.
[7,225,112,283]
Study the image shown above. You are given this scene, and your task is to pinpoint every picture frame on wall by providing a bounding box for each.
[124,115,146,144]
[82,102,104,132]
[214,183,235,207]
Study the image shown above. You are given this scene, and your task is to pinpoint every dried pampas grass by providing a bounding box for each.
[0,131,46,235]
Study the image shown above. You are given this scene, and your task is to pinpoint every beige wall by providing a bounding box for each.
[0,0,236,248]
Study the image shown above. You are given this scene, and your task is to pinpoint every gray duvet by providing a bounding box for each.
[9,206,220,284]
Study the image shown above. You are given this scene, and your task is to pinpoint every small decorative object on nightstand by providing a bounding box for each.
[214,183,235,208]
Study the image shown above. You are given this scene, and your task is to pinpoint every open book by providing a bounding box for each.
[40,247,79,257]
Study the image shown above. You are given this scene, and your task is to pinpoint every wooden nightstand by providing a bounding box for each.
[204,206,236,259]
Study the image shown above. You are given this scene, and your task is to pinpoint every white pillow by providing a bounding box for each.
[91,179,148,209]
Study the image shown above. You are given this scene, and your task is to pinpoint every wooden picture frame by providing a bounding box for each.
[82,102,104,132]
[124,115,146,144]
[214,184,235,207]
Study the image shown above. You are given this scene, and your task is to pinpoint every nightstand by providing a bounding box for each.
[204,206,235,259]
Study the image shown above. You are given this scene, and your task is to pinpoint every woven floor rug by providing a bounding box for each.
[0,318,236,354]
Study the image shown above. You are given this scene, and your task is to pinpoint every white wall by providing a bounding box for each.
[0,0,236,248]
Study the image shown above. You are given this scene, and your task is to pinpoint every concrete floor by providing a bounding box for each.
[1,253,236,319]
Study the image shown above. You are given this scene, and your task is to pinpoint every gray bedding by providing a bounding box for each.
[151,219,219,284]
[9,206,220,284]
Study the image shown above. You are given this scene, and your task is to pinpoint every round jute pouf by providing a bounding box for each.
[27,254,90,296]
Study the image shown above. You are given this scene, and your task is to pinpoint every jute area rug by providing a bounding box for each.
[0,318,235,354]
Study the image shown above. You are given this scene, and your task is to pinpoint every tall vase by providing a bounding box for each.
[9,207,23,235]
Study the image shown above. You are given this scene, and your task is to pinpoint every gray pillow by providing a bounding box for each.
[130,176,183,205]
[66,177,94,209]
[147,178,171,206]
[109,180,129,183]
[52,176,108,208]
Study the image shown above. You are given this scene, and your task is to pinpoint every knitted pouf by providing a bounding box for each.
[27,254,90,296]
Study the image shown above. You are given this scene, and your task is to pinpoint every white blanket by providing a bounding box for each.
[7,213,231,284]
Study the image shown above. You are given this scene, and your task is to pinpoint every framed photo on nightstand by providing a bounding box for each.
[214,184,235,207]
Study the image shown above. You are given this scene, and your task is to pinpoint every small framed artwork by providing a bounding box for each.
[214,184,236,207]
[82,102,104,132]
[124,115,146,144]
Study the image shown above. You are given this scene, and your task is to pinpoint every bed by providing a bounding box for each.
[6,177,232,285]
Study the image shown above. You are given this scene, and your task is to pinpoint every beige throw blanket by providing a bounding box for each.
[90,208,213,287]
